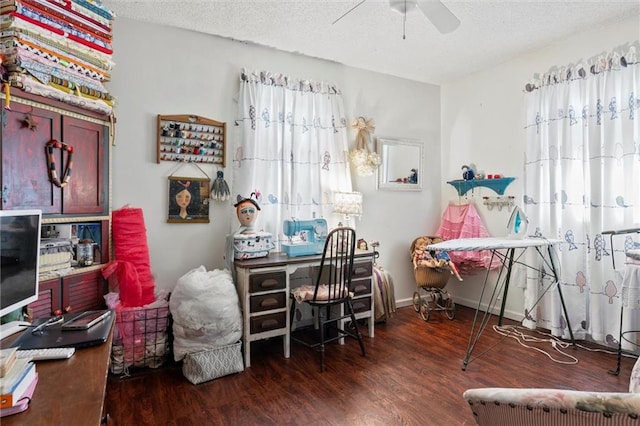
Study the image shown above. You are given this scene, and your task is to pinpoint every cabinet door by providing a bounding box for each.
[1,102,62,212]
[61,116,107,215]
[62,270,107,313]
[29,278,62,319]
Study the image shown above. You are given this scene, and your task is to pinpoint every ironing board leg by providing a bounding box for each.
[462,249,507,370]
[498,248,516,326]
[608,305,624,375]
[547,245,575,346]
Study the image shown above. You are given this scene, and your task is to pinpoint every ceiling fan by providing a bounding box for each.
[333,0,460,36]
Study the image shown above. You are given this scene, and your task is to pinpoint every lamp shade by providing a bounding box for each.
[333,192,363,217]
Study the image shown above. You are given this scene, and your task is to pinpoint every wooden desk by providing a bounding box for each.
[1,326,113,425]
[235,250,374,368]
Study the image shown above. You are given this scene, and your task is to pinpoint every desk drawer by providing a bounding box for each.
[352,279,371,297]
[250,312,287,334]
[351,262,372,280]
[250,292,286,313]
[352,297,371,314]
[249,271,286,293]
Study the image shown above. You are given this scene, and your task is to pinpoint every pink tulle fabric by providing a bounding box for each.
[435,203,500,273]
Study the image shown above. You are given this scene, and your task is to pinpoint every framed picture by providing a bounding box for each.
[167,176,210,223]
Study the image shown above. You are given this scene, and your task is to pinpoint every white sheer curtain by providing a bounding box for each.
[523,44,640,349]
[233,69,353,245]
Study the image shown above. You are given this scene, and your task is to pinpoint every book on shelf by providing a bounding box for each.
[0,359,36,409]
[0,348,17,378]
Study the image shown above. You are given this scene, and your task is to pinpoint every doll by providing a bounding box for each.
[435,250,463,281]
[233,193,261,234]
[412,237,436,269]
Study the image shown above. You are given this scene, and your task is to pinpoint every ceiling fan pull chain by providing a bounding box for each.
[402,0,407,39]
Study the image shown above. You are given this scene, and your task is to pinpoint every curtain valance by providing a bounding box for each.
[240,68,342,94]
[524,43,639,92]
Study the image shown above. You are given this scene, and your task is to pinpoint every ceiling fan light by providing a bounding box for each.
[389,0,418,15]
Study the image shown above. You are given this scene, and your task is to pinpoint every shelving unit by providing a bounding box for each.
[157,114,226,165]
[1,88,113,318]
[447,177,515,196]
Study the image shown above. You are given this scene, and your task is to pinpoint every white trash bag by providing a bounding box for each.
[170,266,242,361]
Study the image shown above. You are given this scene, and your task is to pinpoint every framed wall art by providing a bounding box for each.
[167,176,210,223]
[376,137,424,191]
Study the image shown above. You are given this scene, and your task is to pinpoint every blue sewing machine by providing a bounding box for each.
[282,218,328,257]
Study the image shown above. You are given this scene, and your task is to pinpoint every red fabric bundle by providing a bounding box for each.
[102,207,155,307]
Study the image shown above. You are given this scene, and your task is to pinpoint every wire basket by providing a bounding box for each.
[110,305,171,375]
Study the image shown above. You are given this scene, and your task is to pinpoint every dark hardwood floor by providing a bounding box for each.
[105,305,636,425]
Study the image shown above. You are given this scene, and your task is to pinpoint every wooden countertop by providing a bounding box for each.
[1,326,113,425]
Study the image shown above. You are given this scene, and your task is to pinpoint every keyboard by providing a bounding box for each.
[16,347,76,361]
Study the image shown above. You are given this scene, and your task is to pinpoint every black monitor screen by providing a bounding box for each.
[0,210,41,318]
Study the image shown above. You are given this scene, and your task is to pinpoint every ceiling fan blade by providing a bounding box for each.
[417,0,460,34]
[332,0,369,25]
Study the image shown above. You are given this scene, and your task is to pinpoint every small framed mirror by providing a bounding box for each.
[376,137,424,191]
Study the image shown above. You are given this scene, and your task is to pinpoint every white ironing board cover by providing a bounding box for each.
[426,237,562,251]
[622,263,640,310]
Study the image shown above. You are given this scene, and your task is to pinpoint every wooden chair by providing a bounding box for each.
[289,227,366,372]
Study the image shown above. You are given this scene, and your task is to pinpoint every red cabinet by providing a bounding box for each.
[62,270,108,313]
[29,278,62,319]
[2,89,112,320]
[29,270,107,319]
[1,94,108,216]
[1,102,61,213]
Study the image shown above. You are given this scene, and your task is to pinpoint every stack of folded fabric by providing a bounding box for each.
[0,0,115,114]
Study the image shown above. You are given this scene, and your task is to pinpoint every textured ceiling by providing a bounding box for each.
[102,0,640,85]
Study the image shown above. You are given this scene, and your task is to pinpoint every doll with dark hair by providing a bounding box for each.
[168,180,193,220]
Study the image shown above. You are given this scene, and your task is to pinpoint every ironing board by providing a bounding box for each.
[426,237,575,370]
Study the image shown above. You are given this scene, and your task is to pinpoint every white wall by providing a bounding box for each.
[441,17,640,320]
[109,15,638,313]
[107,18,442,300]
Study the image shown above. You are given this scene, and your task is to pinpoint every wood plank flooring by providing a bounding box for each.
[105,305,636,425]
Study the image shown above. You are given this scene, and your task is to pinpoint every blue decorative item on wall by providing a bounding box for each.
[447,177,515,197]
[461,164,475,180]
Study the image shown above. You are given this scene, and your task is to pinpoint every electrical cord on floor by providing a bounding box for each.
[492,324,579,364]
[491,324,636,365]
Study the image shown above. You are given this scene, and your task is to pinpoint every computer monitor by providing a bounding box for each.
[0,209,42,339]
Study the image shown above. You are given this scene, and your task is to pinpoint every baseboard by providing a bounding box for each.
[395,296,523,323]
